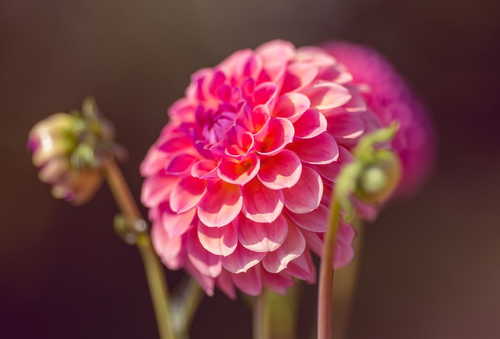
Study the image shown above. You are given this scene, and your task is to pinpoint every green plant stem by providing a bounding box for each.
[106,160,175,339]
[253,290,271,339]
[317,197,342,339]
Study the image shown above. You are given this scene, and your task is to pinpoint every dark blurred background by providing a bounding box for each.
[1,0,499,338]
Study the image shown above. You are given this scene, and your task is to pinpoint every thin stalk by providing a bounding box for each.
[106,160,176,339]
[253,290,271,339]
[317,197,342,339]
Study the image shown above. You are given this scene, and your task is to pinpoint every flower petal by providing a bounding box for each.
[257,149,302,189]
[286,250,316,283]
[282,167,323,214]
[141,174,180,208]
[261,268,295,294]
[242,178,284,223]
[232,266,262,296]
[262,223,306,273]
[186,231,222,278]
[254,118,294,156]
[198,221,237,257]
[170,177,207,213]
[165,154,198,175]
[315,146,354,182]
[218,153,260,185]
[198,180,243,227]
[286,133,339,165]
[184,261,215,297]
[325,111,365,140]
[300,229,324,257]
[216,270,237,299]
[253,82,278,107]
[293,108,327,139]
[286,204,329,232]
[281,63,319,93]
[151,222,184,270]
[162,204,197,239]
[221,244,266,274]
[237,214,288,253]
[301,82,351,110]
[272,93,310,123]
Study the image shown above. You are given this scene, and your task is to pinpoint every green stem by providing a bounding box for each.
[106,161,176,339]
[317,197,342,339]
[253,290,271,339]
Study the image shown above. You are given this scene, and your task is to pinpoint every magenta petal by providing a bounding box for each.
[141,145,167,177]
[232,266,262,296]
[287,133,339,165]
[198,221,237,257]
[262,223,306,273]
[255,40,295,66]
[191,159,219,179]
[165,154,198,175]
[281,63,319,93]
[282,167,323,214]
[162,205,197,239]
[286,250,316,283]
[141,174,180,208]
[186,231,222,278]
[158,136,192,153]
[170,177,207,213]
[253,82,278,107]
[237,214,288,252]
[300,229,324,257]
[242,178,284,223]
[198,180,243,227]
[221,244,266,274]
[217,153,260,185]
[325,111,365,139]
[254,118,294,156]
[257,149,302,190]
[286,204,329,232]
[293,108,328,139]
[301,82,351,110]
[272,93,310,123]
[261,268,295,295]
[151,222,183,270]
[315,146,354,182]
[216,270,237,299]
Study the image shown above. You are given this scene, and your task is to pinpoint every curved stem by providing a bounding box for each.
[253,290,271,339]
[106,161,176,339]
[317,197,342,339]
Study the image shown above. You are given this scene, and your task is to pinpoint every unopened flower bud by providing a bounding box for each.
[28,97,121,205]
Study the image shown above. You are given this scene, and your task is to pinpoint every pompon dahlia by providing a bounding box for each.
[321,41,434,196]
[141,40,394,297]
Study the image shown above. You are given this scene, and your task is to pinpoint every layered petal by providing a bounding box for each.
[242,178,284,223]
[282,167,323,214]
[237,214,288,252]
[198,180,243,227]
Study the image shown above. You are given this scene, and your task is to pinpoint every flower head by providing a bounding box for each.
[141,40,398,297]
[29,97,120,205]
[321,41,435,195]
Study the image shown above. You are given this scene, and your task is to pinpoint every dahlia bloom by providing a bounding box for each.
[321,41,434,195]
[141,40,391,297]
[28,98,118,205]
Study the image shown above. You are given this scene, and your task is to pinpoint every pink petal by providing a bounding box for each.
[186,231,222,278]
[151,222,184,270]
[242,178,284,223]
[301,82,351,110]
[282,167,323,214]
[217,153,260,185]
[255,40,295,66]
[198,180,243,227]
[162,204,197,239]
[191,159,219,180]
[261,268,295,295]
[237,214,288,253]
[158,136,192,154]
[216,270,237,299]
[232,266,262,296]
[325,111,365,140]
[281,63,319,93]
[253,82,278,107]
[293,108,328,139]
[184,260,215,297]
[300,229,324,257]
[286,133,339,165]
[140,145,167,177]
[286,250,316,283]
[198,221,237,257]
[262,223,306,273]
[286,204,329,232]
[236,103,270,134]
[141,174,179,208]
[257,149,302,189]
[170,177,207,213]
[254,118,294,156]
[315,146,354,182]
[272,93,310,123]
[221,244,266,274]
[165,154,198,175]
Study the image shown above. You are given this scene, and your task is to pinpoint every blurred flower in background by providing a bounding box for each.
[28,97,123,205]
[140,40,426,297]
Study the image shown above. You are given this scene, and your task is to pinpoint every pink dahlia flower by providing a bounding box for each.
[321,41,434,195]
[141,40,389,297]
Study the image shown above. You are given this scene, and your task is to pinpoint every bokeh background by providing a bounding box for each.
[1,0,499,338]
